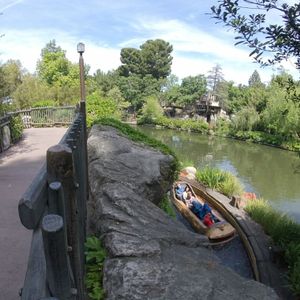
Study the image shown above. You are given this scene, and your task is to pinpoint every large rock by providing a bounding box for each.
[88,125,279,300]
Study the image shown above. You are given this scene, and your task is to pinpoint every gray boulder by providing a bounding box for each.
[88,125,279,300]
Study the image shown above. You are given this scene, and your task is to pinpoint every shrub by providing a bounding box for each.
[138,95,163,124]
[10,115,23,142]
[196,167,244,197]
[86,92,121,126]
[85,236,106,300]
[245,199,300,296]
[220,173,244,197]
[196,167,227,190]
[159,195,176,218]
[142,116,209,134]
[31,99,58,108]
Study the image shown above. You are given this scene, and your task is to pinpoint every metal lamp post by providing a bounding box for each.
[77,42,86,103]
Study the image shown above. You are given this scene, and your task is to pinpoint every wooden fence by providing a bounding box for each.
[0,115,12,152]
[18,102,88,299]
[14,106,76,128]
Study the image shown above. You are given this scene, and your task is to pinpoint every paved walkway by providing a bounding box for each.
[0,128,67,300]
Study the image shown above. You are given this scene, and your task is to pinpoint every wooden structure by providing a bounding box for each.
[0,115,12,152]
[172,181,236,242]
[18,102,88,299]
[12,106,76,128]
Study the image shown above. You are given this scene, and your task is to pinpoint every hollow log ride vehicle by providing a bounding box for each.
[172,181,236,242]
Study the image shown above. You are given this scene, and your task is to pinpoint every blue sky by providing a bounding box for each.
[0,0,299,84]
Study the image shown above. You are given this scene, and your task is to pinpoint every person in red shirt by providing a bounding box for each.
[203,213,214,227]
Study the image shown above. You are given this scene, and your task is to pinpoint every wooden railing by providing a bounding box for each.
[13,106,76,128]
[18,102,88,299]
[0,115,12,152]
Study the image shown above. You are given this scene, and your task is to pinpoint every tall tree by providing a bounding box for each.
[211,1,300,68]
[0,60,24,98]
[179,74,207,105]
[118,39,173,79]
[248,70,263,87]
[207,64,224,93]
[140,39,173,79]
[37,40,79,86]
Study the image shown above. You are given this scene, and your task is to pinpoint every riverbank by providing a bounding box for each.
[138,117,300,153]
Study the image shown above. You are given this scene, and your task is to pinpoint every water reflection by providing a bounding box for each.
[139,126,300,223]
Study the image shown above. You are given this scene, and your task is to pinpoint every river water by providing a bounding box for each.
[138,126,300,223]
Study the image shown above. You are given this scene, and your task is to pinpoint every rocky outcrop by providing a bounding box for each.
[88,125,279,300]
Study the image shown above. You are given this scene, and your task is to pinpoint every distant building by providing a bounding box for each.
[196,92,222,123]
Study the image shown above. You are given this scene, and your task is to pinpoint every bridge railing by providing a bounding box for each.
[18,102,88,300]
[12,106,76,128]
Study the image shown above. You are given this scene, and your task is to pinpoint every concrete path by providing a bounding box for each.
[0,128,67,300]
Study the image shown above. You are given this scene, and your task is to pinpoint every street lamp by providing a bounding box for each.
[77,42,86,102]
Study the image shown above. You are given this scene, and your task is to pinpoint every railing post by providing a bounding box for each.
[41,214,74,298]
[47,144,86,299]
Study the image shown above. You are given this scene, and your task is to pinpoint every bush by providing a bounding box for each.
[196,167,244,197]
[139,115,209,134]
[85,236,106,300]
[196,167,226,190]
[138,95,163,124]
[220,173,244,197]
[31,99,58,108]
[159,195,176,218]
[10,115,23,142]
[86,92,121,127]
[245,199,300,296]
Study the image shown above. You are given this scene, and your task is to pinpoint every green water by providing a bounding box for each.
[138,126,300,223]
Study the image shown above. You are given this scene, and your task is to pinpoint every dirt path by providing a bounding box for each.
[0,128,66,300]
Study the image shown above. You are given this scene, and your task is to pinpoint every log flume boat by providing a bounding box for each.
[171,181,236,242]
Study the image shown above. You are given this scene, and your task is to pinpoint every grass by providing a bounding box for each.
[196,167,244,197]
[159,195,176,219]
[245,199,300,296]
[179,159,195,169]
[92,117,180,180]
[85,236,107,300]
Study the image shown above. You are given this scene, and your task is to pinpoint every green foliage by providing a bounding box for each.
[248,70,263,87]
[119,39,173,80]
[232,106,260,132]
[37,40,78,86]
[92,118,179,179]
[219,173,244,197]
[245,199,300,296]
[9,115,23,142]
[86,91,121,126]
[138,116,209,134]
[159,195,176,218]
[211,1,300,68]
[85,236,106,300]
[179,159,195,169]
[178,75,207,105]
[196,167,227,190]
[139,95,163,124]
[196,167,244,197]
[12,75,49,109]
[0,59,24,98]
[214,118,231,136]
[31,99,58,108]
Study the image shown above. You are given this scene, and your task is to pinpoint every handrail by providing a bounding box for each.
[18,103,88,299]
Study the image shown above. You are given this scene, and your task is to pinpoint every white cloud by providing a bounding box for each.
[1,19,299,85]
[0,29,121,74]
[0,0,23,12]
